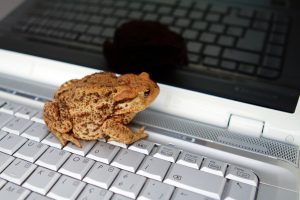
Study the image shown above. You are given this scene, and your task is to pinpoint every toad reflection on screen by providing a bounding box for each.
[103,20,188,81]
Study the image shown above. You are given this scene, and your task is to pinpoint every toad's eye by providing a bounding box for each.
[144,89,150,97]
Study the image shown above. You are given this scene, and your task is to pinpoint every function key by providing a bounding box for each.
[200,158,227,176]
[128,140,155,155]
[153,145,180,162]
[225,165,258,187]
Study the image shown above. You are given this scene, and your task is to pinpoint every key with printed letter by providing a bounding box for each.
[76,184,113,200]
[87,141,120,164]
[0,152,14,173]
[23,166,61,195]
[14,140,48,162]
[47,175,86,200]
[59,154,95,179]
[137,179,174,200]
[36,146,71,171]
[164,163,226,199]
[0,158,37,185]
[22,123,49,142]
[137,156,171,181]
[64,140,96,156]
[0,182,30,200]
[128,140,155,155]
[0,133,27,155]
[110,170,146,199]
[83,162,120,189]
[2,117,33,135]
[111,148,145,172]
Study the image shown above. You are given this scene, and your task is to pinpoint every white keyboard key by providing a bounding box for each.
[22,123,49,142]
[0,133,27,155]
[222,180,257,200]
[23,166,60,195]
[225,165,258,187]
[26,192,53,200]
[87,141,120,164]
[15,106,38,119]
[200,158,227,177]
[0,112,13,128]
[36,147,71,171]
[2,117,33,135]
[47,175,86,200]
[0,158,37,185]
[108,140,129,148]
[137,179,174,200]
[171,188,213,200]
[0,102,22,115]
[111,148,145,172]
[83,162,120,189]
[0,182,30,200]
[110,170,146,199]
[0,99,5,107]
[176,151,203,169]
[111,194,133,200]
[0,152,14,173]
[76,184,113,200]
[31,111,45,124]
[153,145,180,162]
[59,154,95,179]
[14,140,48,162]
[63,140,96,156]
[128,140,155,155]
[137,156,171,181]
[0,130,8,140]
[164,163,226,199]
[0,178,7,189]
[42,133,63,149]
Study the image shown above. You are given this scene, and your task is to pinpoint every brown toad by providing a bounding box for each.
[43,72,159,148]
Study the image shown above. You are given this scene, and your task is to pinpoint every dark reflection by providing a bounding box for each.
[103,20,188,82]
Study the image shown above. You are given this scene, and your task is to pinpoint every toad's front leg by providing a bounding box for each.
[101,118,147,144]
[43,101,81,147]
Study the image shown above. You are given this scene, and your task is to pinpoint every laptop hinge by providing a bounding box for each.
[228,115,265,137]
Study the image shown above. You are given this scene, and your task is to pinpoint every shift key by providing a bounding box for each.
[223,49,260,65]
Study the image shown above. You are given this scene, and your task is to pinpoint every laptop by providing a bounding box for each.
[0,0,299,199]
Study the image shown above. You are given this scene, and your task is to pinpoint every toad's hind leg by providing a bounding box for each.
[101,119,147,144]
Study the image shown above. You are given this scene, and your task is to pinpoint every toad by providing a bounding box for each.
[43,72,159,148]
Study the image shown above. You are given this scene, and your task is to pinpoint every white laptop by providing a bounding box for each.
[0,47,299,200]
[0,0,299,199]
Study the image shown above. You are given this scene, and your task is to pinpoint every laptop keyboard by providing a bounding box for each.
[0,96,260,199]
[13,0,289,80]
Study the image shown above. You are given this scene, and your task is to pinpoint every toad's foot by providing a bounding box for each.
[102,119,147,144]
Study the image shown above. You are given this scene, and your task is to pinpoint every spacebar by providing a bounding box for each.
[164,164,226,200]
